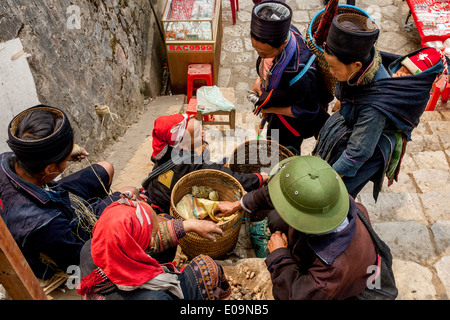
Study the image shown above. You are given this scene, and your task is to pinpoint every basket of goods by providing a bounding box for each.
[227,139,293,221]
[170,169,245,259]
[306,1,375,95]
[227,139,294,175]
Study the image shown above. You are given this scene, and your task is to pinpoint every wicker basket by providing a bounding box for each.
[227,139,294,174]
[306,5,373,95]
[170,169,245,260]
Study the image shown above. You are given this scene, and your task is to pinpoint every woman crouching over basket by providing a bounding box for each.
[143,114,268,214]
[78,195,231,300]
[313,13,444,201]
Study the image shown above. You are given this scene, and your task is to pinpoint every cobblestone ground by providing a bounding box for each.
[54,0,449,300]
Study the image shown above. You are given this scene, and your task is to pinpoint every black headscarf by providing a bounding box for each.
[7,105,74,172]
[251,1,292,44]
[326,13,379,63]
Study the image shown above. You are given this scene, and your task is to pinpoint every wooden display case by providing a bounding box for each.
[162,0,223,94]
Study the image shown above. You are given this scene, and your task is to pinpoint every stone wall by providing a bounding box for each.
[0,0,165,159]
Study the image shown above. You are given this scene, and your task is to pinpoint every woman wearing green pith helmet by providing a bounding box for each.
[214,156,397,300]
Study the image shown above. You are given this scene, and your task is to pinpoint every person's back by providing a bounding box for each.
[0,105,136,279]
[266,198,377,299]
[214,156,388,299]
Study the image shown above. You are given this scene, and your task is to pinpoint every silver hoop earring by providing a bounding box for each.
[346,70,359,86]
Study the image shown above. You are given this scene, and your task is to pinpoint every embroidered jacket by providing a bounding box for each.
[241,185,376,299]
[0,152,120,279]
[314,48,445,200]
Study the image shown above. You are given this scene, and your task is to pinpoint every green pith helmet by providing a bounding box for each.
[268,156,349,234]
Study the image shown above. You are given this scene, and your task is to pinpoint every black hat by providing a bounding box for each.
[326,14,379,62]
[251,1,292,43]
[7,105,74,172]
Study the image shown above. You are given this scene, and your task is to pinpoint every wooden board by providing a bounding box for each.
[0,216,47,300]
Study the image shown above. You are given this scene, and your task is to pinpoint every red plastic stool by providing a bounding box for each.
[426,75,450,111]
[230,0,239,25]
[186,64,213,104]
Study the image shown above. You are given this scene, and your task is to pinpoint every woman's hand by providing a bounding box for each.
[267,231,288,253]
[251,77,263,96]
[69,144,89,161]
[213,201,242,218]
[184,219,224,242]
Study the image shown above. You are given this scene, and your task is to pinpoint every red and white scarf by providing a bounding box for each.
[77,199,164,295]
[152,114,191,160]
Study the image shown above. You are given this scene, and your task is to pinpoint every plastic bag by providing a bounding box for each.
[196,85,236,113]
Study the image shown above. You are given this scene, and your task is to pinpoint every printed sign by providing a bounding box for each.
[167,45,213,52]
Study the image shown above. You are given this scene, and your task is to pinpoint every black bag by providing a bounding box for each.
[356,208,398,300]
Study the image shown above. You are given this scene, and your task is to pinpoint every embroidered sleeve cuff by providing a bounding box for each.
[153,218,184,254]
[172,218,186,240]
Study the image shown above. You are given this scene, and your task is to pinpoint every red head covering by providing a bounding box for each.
[152,114,190,160]
[401,47,441,75]
[90,199,164,287]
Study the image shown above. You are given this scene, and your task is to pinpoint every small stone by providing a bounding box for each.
[242,293,252,300]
